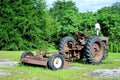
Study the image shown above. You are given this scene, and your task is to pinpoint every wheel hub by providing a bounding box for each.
[25,54,33,58]
[53,57,62,68]
[91,42,102,60]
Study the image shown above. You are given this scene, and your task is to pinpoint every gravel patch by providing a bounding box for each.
[114,58,120,61]
[90,68,120,78]
[0,70,11,77]
[0,59,19,77]
[0,59,19,67]
[66,66,87,70]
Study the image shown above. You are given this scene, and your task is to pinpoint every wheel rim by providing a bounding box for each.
[64,41,73,51]
[25,54,33,58]
[53,57,62,68]
[90,42,102,61]
[64,41,74,58]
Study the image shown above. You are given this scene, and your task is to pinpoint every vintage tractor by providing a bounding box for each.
[20,23,108,70]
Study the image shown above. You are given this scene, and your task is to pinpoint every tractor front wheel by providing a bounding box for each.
[47,54,64,70]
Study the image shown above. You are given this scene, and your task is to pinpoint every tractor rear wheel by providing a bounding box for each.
[59,36,76,58]
[85,36,104,64]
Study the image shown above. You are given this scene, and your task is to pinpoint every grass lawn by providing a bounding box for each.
[0,51,120,80]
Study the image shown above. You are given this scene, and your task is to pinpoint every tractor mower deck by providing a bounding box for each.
[20,51,68,70]
[21,57,48,66]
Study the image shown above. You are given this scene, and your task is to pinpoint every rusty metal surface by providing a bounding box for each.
[63,60,69,68]
[21,57,69,68]
[75,32,86,45]
[103,53,108,58]
[35,50,48,59]
[21,57,48,66]
[90,42,102,60]
[58,32,86,61]
[20,35,108,68]
[100,36,108,49]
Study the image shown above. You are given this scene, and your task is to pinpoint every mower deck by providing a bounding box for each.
[21,57,49,66]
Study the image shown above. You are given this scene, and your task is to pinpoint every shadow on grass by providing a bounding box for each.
[19,62,47,69]
[101,61,113,64]
[76,58,88,64]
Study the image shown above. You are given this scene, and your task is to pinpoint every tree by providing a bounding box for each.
[80,12,97,35]
[112,2,120,11]
[95,2,120,52]
[50,0,78,17]
[0,0,47,50]
[50,0,81,37]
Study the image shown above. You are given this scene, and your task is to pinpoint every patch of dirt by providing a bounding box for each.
[0,70,11,77]
[89,68,120,78]
[0,59,19,67]
[114,58,120,61]
[66,66,87,70]
[0,59,19,77]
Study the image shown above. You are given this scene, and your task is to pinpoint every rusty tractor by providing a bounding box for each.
[20,23,108,70]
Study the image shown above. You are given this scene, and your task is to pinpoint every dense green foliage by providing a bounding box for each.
[95,2,120,53]
[0,0,120,52]
[50,1,81,39]
[0,0,57,50]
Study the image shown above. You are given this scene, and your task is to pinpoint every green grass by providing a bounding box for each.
[0,51,120,80]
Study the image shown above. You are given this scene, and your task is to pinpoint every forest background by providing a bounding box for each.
[0,0,120,53]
